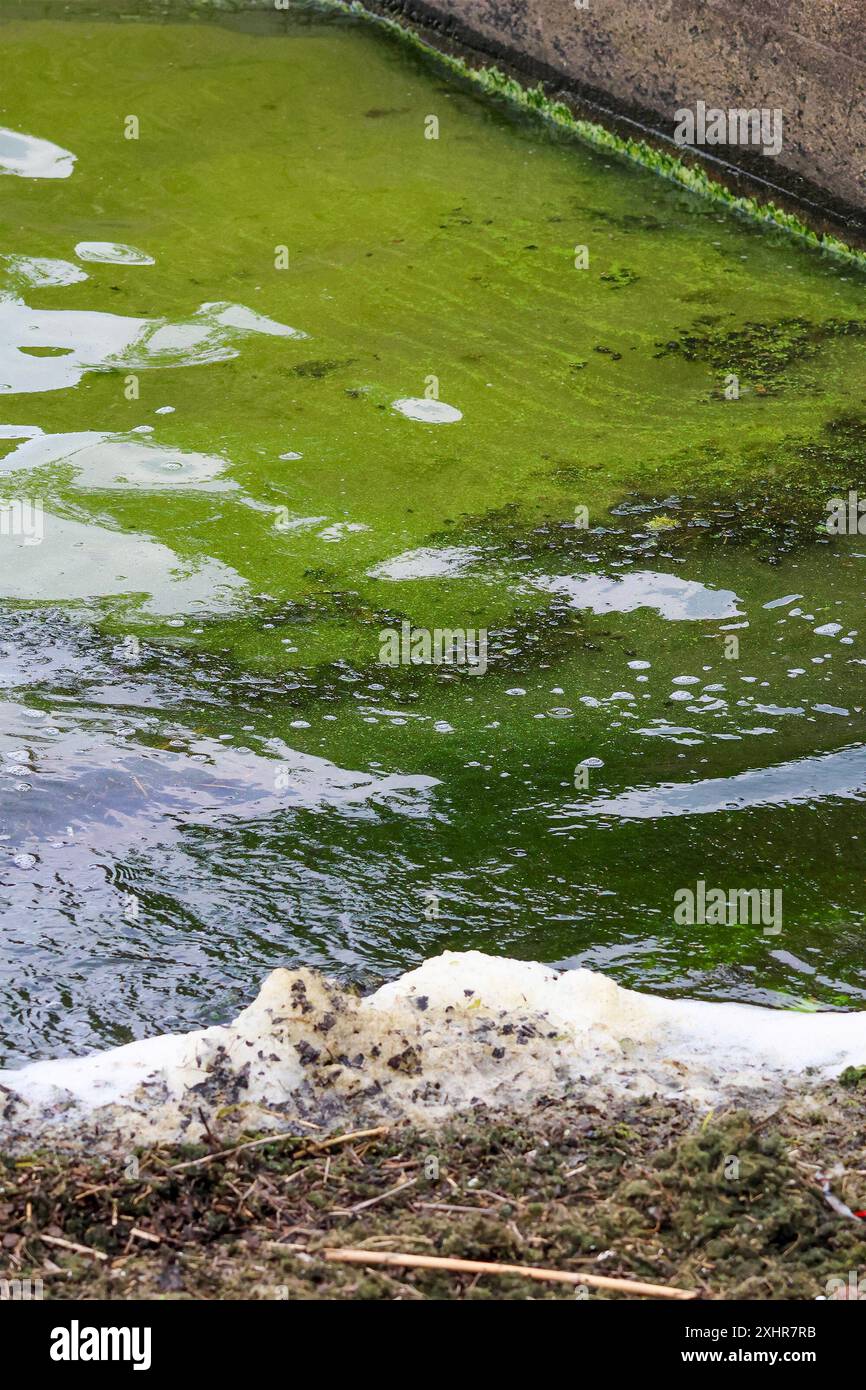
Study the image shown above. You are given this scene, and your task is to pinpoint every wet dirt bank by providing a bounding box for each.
[4,1082,866,1300]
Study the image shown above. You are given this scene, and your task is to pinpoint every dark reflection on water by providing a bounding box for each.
[3,599,866,1065]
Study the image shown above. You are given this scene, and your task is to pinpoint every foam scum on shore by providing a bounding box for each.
[3,952,865,1153]
[4,954,866,1299]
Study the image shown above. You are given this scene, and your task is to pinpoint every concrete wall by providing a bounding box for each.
[378,0,866,222]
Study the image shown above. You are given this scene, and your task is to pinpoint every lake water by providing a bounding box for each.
[2,3,866,1064]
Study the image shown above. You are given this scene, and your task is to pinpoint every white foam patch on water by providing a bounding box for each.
[764,594,803,610]
[368,546,480,580]
[0,127,76,179]
[275,513,328,532]
[566,744,866,820]
[0,299,145,393]
[0,424,43,440]
[2,951,864,1148]
[200,302,305,338]
[0,513,245,616]
[74,241,154,265]
[0,426,237,492]
[317,521,370,542]
[535,571,742,621]
[392,397,462,423]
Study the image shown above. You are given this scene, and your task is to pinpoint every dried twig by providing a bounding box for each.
[330,1178,417,1217]
[414,1201,499,1216]
[169,1124,389,1173]
[37,1234,109,1262]
[301,1126,389,1156]
[129,1227,161,1244]
[74,1184,112,1202]
[323,1248,699,1299]
[169,1132,305,1172]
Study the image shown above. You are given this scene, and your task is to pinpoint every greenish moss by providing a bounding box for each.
[656,314,866,389]
[600,265,640,290]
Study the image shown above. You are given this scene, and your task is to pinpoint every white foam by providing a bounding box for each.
[2,951,863,1148]
[317,521,370,542]
[392,397,462,423]
[74,242,154,266]
[0,294,306,395]
[0,427,236,492]
[199,302,305,338]
[368,545,479,580]
[0,513,245,616]
[1,256,87,288]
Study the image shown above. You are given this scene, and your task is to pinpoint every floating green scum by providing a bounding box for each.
[0,1,865,1063]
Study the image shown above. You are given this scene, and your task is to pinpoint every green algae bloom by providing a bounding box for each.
[1,2,866,1060]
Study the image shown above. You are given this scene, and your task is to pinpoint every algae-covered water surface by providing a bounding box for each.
[2,4,866,1062]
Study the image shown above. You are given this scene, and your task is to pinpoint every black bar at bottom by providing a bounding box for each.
[3,1294,850,1376]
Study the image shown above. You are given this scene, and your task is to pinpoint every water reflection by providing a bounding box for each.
[0,125,75,179]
